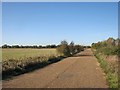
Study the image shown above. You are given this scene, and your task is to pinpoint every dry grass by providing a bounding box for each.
[2,48,60,61]
[94,51,118,88]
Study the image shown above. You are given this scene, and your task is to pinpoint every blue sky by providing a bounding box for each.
[2,2,118,46]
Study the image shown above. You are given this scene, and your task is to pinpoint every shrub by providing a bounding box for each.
[57,40,70,57]
[57,40,84,57]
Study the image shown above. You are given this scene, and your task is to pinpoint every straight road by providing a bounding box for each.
[3,49,108,88]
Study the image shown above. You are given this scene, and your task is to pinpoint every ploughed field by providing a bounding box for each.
[2,48,62,79]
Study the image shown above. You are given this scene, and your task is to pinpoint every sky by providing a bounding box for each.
[2,2,118,46]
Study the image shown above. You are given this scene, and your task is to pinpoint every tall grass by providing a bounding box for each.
[93,51,118,88]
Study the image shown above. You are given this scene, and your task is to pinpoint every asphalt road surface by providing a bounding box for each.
[3,49,108,88]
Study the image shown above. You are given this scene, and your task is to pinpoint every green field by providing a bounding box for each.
[2,48,60,61]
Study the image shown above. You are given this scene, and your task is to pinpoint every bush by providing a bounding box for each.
[57,40,70,57]
[92,38,120,56]
[57,40,84,57]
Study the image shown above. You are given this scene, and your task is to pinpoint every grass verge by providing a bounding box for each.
[94,52,118,89]
[2,56,65,80]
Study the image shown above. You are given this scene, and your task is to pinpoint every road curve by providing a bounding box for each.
[3,49,108,88]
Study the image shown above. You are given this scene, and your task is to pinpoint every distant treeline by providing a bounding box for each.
[1,44,58,48]
[1,44,90,49]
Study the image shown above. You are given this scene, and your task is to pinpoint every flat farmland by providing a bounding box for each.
[2,48,59,61]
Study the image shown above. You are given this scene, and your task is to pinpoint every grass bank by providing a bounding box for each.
[93,50,118,88]
[2,56,65,80]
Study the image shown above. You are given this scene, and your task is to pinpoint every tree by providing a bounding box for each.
[57,40,70,57]
[38,45,42,48]
[2,44,9,48]
[12,45,20,48]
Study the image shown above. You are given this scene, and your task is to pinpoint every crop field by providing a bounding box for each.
[2,48,60,61]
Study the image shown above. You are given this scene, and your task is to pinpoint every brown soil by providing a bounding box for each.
[2,49,108,88]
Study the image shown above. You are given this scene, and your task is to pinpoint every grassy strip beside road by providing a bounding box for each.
[3,55,65,80]
[94,52,118,88]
